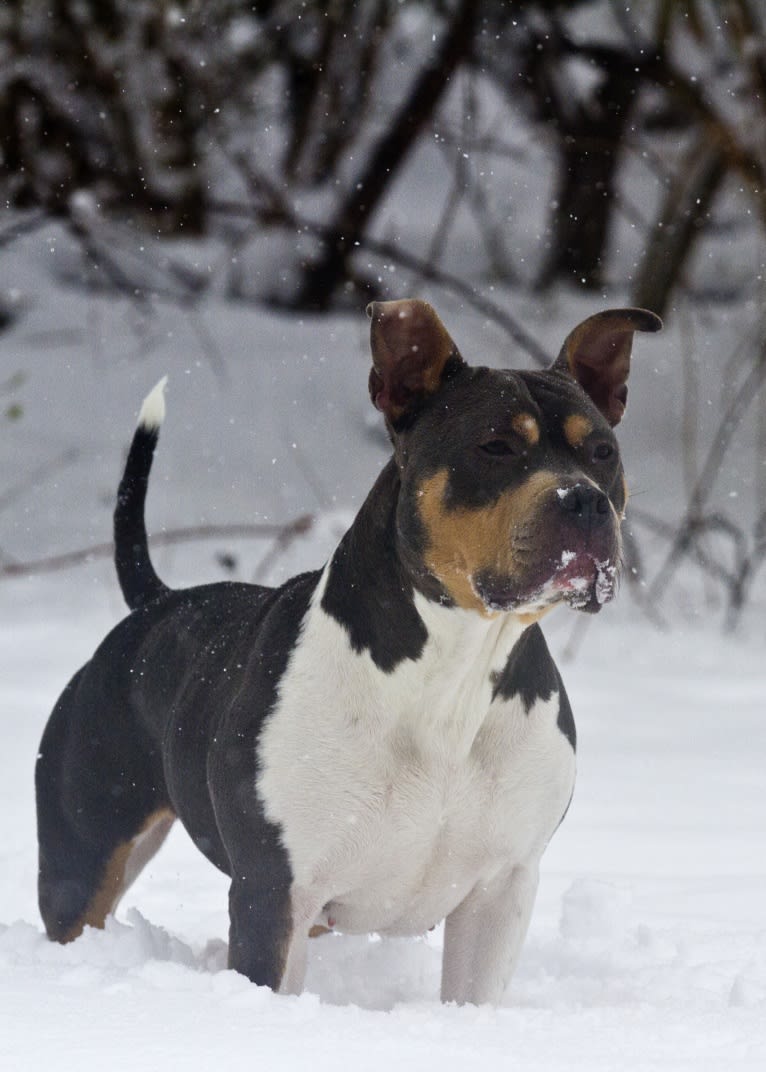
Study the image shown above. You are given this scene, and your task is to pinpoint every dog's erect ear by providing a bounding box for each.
[553,308,662,426]
[367,299,464,427]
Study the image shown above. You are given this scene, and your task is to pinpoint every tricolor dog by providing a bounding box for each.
[36,300,660,1005]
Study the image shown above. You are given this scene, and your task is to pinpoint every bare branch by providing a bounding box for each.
[645,327,766,603]
[0,210,49,249]
[0,516,314,581]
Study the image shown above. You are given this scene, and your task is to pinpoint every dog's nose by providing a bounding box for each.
[557,484,610,530]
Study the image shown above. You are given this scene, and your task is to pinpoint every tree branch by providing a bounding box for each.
[0,516,314,581]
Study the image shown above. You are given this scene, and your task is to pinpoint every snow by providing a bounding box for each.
[2,581,764,1068]
[2,223,765,1069]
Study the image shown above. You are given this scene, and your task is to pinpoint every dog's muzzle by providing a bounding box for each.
[473,483,621,615]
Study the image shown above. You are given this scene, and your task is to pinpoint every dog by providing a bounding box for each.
[36,299,660,1005]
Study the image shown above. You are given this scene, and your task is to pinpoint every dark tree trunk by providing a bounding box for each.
[284,0,389,186]
[536,53,641,291]
[293,0,477,311]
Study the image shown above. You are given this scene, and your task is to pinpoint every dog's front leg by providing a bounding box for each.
[277,887,327,995]
[227,875,323,994]
[227,872,295,989]
[440,863,539,1006]
[211,736,316,992]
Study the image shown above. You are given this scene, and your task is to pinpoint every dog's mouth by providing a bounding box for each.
[473,550,618,616]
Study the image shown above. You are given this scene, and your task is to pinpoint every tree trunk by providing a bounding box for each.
[293,0,477,311]
[537,58,641,291]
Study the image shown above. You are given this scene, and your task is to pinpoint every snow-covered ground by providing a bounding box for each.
[3,581,764,1069]
[1,229,765,1068]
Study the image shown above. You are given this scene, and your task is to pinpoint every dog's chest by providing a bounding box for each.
[257,583,575,936]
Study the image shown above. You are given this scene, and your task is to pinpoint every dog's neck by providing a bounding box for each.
[319,458,529,680]
[413,589,527,673]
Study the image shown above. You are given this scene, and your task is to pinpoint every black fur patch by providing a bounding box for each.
[321,461,428,672]
[492,625,576,750]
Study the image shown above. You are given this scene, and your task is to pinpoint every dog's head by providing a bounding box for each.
[367,299,661,618]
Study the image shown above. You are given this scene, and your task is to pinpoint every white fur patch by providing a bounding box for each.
[138,376,168,431]
[257,566,576,944]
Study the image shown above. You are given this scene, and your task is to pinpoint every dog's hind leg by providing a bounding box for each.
[36,667,175,943]
[38,806,175,943]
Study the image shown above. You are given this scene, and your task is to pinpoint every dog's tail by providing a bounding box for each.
[114,377,171,611]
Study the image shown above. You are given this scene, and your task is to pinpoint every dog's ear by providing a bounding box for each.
[367,299,465,427]
[553,308,662,426]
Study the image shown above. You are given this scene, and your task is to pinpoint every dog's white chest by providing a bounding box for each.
[257,580,575,936]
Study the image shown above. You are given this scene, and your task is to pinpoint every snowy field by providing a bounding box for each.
[1,230,765,1068]
[3,583,764,1069]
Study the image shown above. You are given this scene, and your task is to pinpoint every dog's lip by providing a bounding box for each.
[552,553,618,612]
[473,552,618,614]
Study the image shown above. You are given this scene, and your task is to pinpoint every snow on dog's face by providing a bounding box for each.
[367,300,661,618]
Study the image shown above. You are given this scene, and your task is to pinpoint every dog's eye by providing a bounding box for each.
[592,442,615,462]
[480,439,516,457]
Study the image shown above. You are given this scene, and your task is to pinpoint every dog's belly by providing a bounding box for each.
[319,798,511,937]
[326,866,482,938]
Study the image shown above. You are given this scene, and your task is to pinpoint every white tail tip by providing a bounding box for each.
[138,376,168,431]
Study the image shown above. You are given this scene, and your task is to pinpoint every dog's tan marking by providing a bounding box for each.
[309,924,332,938]
[512,413,540,446]
[563,414,593,449]
[517,607,556,627]
[418,469,564,614]
[63,808,176,943]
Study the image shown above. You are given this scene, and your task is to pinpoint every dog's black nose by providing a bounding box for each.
[558,484,610,530]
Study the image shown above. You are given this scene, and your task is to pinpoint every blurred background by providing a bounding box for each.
[2,6,765,1050]
[1,0,765,632]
